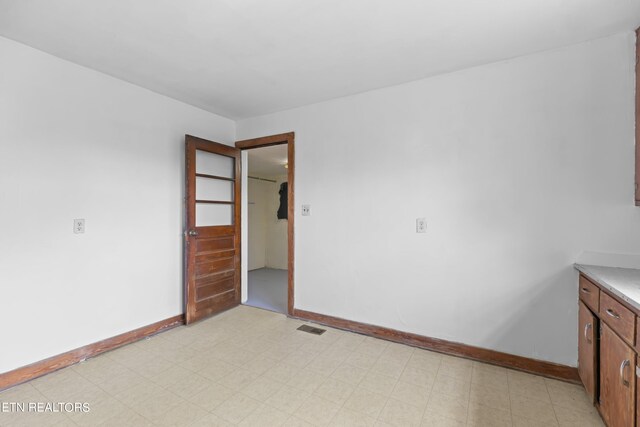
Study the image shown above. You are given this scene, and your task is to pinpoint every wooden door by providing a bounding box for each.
[185,135,241,324]
[578,301,597,402]
[600,322,635,427]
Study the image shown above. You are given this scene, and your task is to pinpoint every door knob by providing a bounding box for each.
[188,230,198,236]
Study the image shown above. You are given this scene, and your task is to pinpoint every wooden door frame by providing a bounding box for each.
[236,132,295,315]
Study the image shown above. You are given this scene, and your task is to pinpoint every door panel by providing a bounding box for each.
[195,256,235,276]
[195,233,235,252]
[578,301,597,403]
[196,149,235,177]
[195,204,234,227]
[196,273,235,300]
[185,135,241,324]
[600,322,635,427]
[195,177,234,201]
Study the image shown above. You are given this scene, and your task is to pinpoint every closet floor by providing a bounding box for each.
[246,268,287,314]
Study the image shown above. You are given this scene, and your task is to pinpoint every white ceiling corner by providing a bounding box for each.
[0,0,638,120]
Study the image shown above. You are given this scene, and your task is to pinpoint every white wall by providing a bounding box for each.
[247,175,288,271]
[248,178,272,270]
[0,37,235,373]
[2,30,638,373]
[237,32,640,366]
[266,174,288,270]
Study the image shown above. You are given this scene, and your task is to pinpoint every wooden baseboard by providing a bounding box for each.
[1,308,578,391]
[293,309,579,383]
[0,314,184,391]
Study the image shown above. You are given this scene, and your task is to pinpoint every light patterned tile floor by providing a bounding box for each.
[0,306,604,426]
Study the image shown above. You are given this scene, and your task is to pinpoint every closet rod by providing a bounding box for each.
[248,176,277,183]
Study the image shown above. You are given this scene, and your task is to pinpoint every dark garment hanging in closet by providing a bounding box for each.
[277,182,288,219]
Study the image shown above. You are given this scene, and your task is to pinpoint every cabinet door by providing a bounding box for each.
[600,323,635,427]
[578,301,597,402]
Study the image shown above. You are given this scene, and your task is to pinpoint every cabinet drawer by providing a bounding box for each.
[600,292,635,346]
[579,275,600,312]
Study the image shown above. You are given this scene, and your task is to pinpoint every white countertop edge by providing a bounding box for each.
[574,263,640,312]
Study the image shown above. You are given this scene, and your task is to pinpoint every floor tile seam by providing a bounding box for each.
[419,354,443,423]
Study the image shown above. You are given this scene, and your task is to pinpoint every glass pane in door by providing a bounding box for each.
[196,150,234,178]
[196,177,234,202]
[196,203,233,226]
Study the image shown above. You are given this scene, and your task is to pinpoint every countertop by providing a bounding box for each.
[575,264,640,312]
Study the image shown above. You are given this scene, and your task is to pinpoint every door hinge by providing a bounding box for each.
[636,365,640,377]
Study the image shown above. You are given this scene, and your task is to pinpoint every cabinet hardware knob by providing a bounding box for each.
[580,287,590,293]
[620,359,630,387]
[584,323,592,343]
[605,308,620,319]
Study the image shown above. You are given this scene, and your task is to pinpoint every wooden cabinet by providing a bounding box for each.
[637,374,640,427]
[579,275,600,312]
[600,323,635,427]
[578,301,597,402]
[600,292,635,346]
[578,273,638,426]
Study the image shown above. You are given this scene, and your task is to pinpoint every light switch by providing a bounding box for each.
[74,219,85,234]
[301,205,311,216]
[416,218,427,233]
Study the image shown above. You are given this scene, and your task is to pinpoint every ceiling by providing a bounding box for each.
[247,145,288,177]
[0,1,638,120]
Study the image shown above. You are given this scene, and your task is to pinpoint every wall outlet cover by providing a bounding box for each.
[301,204,311,216]
[74,219,85,234]
[416,218,427,233]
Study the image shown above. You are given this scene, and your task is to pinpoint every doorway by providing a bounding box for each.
[236,133,295,315]
[245,146,288,313]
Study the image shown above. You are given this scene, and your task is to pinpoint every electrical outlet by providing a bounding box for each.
[74,219,85,234]
[416,218,427,233]
[301,204,311,216]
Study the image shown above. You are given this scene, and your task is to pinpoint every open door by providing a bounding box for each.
[185,135,241,324]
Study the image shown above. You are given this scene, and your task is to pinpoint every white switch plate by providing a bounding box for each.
[301,205,311,216]
[416,218,427,233]
[74,219,85,234]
